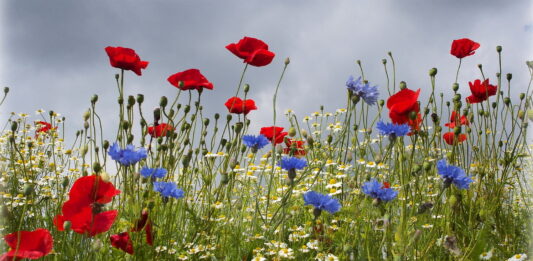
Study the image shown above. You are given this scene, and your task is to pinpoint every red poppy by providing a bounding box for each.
[466,79,497,104]
[105,46,149,76]
[444,111,469,128]
[283,139,306,157]
[167,69,213,91]
[131,209,154,246]
[226,37,275,67]
[260,126,288,144]
[147,123,174,138]
[382,182,391,189]
[443,132,467,145]
[110,232,134,255]
[54,175,120,237]
[450,38,480,59]
[1,228,53,260]
[35,121,53,134]
[224,97,257,115]
[387,88,421,125]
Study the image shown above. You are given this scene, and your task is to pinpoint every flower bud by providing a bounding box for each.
[214,113,220,120]
[453,126,461,135]
[10,121,18,132]
[378,100,385,107]
[506,73,512,81]
[126,95,135,107]
[288,127,296,137]
[431,113,439,123]
[429,68,437,77]
[160,96,168,107]
[284,57,290,65]
[243,84,250,93]
[518,110,525,120]
[103,140,110,150]
[409,111,418,120]
[452,83,459,92]
[153,108,161,122]
[477,64,482,69]
[136,94,144,104]
[382,59,387,64]
[519,93,525,100]
[90,94,99,104]
[313,208,322,219]
[80,145,88,157]
[503,97,510,106]
[234,122,243,133]
[92,162,102,173]
[121,120,130,130]
[496,45,502,53]
[226,114,232,122]
[117,96,124,105]
[184,105,191,114]
[3,87,9,94]
[63,221,72,231]
[351,95,360,104]
[83,109,91,121]
[399,81,407,90]
[203,118,210,126]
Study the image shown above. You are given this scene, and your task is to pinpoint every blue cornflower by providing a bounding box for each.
[437,159,473,189]
[303,191,341,218]
[140,166,167,179]
[346,76,379,106]
[153,181,184,199]
[242,134,270,152]
[108,143,147,166]
[376,121,410,137]
[362,179,398,202]
[278,156,307,180]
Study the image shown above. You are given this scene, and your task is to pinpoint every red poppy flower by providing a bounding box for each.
[54,175,120,237]
[450,38,480,59]
[443,132,467,145]
[110,232,134,255]
[167,69,214,91]
[444,111,469,128]
[466,79,497,104]
[387,88,421,125]
[382,182,391,189]
[131,209,154,246]
[105,46,149,76]
[283,139,306,157]
[1,228,53,260]
[147,123,174,138]
[35,121,53,134]
[226,37,275,67]
[260,126,288,144]
[224,97,257,115]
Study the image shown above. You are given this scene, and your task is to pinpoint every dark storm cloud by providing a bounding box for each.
[1,0,531,141]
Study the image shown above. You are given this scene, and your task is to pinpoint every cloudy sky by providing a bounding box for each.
[1,0,531,141]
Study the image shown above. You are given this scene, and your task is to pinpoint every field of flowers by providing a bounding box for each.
[0,36,532,260]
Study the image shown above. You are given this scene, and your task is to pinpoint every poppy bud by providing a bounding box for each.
[452,83,459,92]
[80,145,88,157]
[184,105,191,114]
[137,94,144,104]
[115,74,120,80]
[446,101,450,107]
[93,162,102,173]
[83,109,91,121]
[203,118,210,126]
[288,127,296,137]
[160,96,168,107]
[519,93,525,100]
[214,113,220,120]
[307,136,314,148]
[382,59,387,64]
[399,81,407,90]
[453,126,461,135]
[226,114,232,122]
[356,60,361,65]
[243,84,250,93]
[3,87,8,94]
[429,68,437,77]
[126,95,135,107]
[477,64,482,69]
[506,73,512,81]
[453,94,461,102]
[83,121,90,130]
[117,96,124,105]
[10,121,18,132]
[490,102,496,109]
[320,105,324,111]
[103,140,110,150]
[63,221,72,231]
[327,135,333,144]
[424,108,430,115]
[234,122,243,133]
[496,45,502,53]
[153,108,161,122]
[454,102,462,111]
[378,100,384,107]
[127,134,134,144]
[122,120,130,130]
[503,97,511,106]
[284,57,290,65]
[167,109,175,118]
[431,113,439,123]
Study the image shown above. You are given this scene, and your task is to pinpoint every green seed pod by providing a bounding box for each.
[452,83,459,92]
[62,176,69,188]
[429,68,437,77]
[234,122,243,133]
[184,105,191,114]
[136,94,144,104]
[127,134,134,144]
[160,96,168,107]
[153,108,161,122]
[498,141,503,147]
[226,114,232,122]
[92,162,102,174]
[80,145,88,157]
[63,221,72,231]
[243,84,250,93]
[506,73,512,81]
[82,109,91,121]
[496,45,502,53]
[327,135,333,144]
[519,93,525,100]
[453,126,461,135]
[83,121,89,130]
[3,87,9,94]
[117,96,124,105]
[351,95,360,105]
[288,127,296,137]
[382,59,387,64]
[103,140,110,150]
[203,118,210,126]
[378,100,385,107]
[409,111,418,120]
[127,95,135,107]
[10,121,18,132]
[399,81,407,90]
[518,110,525,120]
[168,109,175,118]
[122,120,130,130]
[91,94,99,104]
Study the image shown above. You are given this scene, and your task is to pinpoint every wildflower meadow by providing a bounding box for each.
[0,36,532,260]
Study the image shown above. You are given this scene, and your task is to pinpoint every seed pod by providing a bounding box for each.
[429,68,437,77]
[399,81,407,90]
[127,95,135,107]
[452,83,459,92]
[160,96,168,107]
[136,94,144,104]
[288,127,296,137]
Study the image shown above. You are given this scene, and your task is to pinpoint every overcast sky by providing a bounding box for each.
[1,0,531,142]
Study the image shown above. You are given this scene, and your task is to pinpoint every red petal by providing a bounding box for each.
[2,229,53,260]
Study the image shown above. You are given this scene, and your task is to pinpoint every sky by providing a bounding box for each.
[1,0,532,142]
